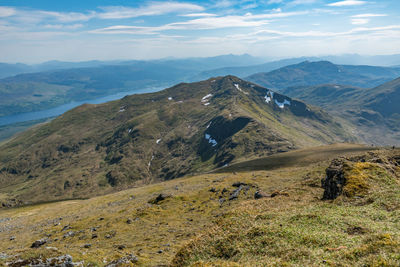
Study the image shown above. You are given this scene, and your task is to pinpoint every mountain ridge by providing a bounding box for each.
[0,75,354,205]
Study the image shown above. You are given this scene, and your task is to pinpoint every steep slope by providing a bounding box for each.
[0,76,354,204]
[247,61,400,89]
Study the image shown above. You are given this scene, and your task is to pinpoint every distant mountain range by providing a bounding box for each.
[246,61,400,89]
[1,58,400,119]
[0,76,353,204]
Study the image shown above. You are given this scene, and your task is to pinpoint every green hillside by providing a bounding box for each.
[0,76,354,205]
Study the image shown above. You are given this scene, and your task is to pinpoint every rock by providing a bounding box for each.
[209,187,217,193]
[105,230,116,239]
[148,193,172,204]
[117,245,126,250]
[270,190,289,197]
[158,249,163,253]
[219,198,225,205]
[232,182,247,187]
[321,159,346,200]
[254,190,268,199]
[31,239,47,248]
[61,225,71,232]
[99,217,105,221]
[9,236,15,241]
[126,218,133,224]
[91,234,98,239]
[63,231,75,238]
[105,254,138,266]
[83,244,91,248]
[229,185,243,200]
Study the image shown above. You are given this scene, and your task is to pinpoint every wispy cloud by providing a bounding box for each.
[43,24,84,30]
[327,1,366,7]
[351,18,369,25]
[97,2,204,19]
[0,6,16,17]
[180,13,217,17]
[352,13,387,18]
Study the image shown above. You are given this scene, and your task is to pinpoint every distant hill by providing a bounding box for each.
[0,76,354,204]
[278,77,400,145]
[246,61,400,89]
[0,54,268,117]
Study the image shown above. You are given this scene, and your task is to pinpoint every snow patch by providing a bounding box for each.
[334,85,340,89]
[205,133,217,147]
[234,83,248,95]
[168,97,173,101]
[201,94,213,102]
[128,128,132,133]
[156,139,161,144]
[275,98,291,109]
[118,106,126,112]
[148,155,155,167]
[206,122,211,129]
[264,91,274,103]
[203,102,210,106]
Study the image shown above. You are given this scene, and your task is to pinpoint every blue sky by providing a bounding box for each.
[0,0,399,63]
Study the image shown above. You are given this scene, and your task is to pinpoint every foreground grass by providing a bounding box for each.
[173,150,400,266]
[0,145,395,266]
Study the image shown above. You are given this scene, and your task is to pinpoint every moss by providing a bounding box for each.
[342,162,373,197]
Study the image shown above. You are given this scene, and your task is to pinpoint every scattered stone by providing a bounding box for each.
[91,227,97,232]
[219,198,225,205]
[99,217,105,221]
[271,190,289,198]
[221,188,228,194]
[229,185,243,200]
[83,244,91,248]
[91,234,98,239]
[105,230,116,239]
[105,254,138,266]
[254,190,268,199]
[209,187,217,193]
[126,218,133,224]
[63,231,75,238]
[61,225,71,231]
[31,239,47,248]
[9,236,15,241]
[232,182,247,187]
[157,249,163,254]
[148,193,172,204]
[117,245,126,250]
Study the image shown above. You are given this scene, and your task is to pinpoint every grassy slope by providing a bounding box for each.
[0,144,381,266]
[173,148,400,267]
[0,76,354,204]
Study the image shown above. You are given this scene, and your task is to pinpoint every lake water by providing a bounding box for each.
[0,87,162,126]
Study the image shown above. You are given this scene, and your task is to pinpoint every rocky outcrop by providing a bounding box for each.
[321,159,346,200]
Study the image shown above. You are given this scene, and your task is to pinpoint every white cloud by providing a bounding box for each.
[97,2,204,19]
[0,6,16,17]
[180,13,217,17]
[43,24,84,30]
[351,18,369,25]
[267,0,283,4]
[288,0,317,6]
[352,13,387,18]
[38,11,95,22]
[327,1,366,7]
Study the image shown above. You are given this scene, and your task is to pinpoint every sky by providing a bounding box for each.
[0,0,399,63]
